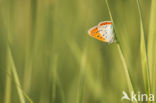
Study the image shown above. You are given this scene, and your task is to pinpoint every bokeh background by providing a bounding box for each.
[0,0,156,103]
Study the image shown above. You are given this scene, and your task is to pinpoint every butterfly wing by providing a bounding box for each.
[88,26,107,42]
[98,21,112,27]
[98,21,114,43]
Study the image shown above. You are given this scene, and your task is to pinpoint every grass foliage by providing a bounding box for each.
[0,0,155,103]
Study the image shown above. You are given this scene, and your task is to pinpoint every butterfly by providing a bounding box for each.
[88,21,115,43]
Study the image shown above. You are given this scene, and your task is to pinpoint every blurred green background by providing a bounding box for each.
[0,0,156,103]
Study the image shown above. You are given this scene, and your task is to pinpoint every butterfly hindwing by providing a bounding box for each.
[98,21,114,43]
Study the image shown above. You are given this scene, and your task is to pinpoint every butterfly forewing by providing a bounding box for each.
[88,26,107,42]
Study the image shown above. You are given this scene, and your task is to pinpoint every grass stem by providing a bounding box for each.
[8,46,26,103]
[116,44,134,93]
[105,0,136,99]
[7,45,34,103]
[136,0,151,100]
[4,59,12,103]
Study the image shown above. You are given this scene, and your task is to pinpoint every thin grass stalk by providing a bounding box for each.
[50,54,65,103]
[23,0,38,92]
[153,46,156,100]
[148,0,155,80]
[4,4,12,102]
[51,54,58,103]
[148,0,156,97]
[57,78,66,103]
[8,46,34,103]
[105,0,135,98]
[136,0,151,99]
[4,59,12,103]
[7,0,33,102]
[7,46,26,103]
[77,50,86,103]
[30,0,37,44]
[3,57,34,103]
[67,41,87,103]
[7,0,25,102]
[116,44,134,93]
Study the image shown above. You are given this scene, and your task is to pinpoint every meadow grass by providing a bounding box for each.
[4,55,11,103]
[0,0,155,103]
[105,0,135,98]
[7,45,34,103]
[148,0,156,98]
[8,46,25,103]
[136,1,151,103]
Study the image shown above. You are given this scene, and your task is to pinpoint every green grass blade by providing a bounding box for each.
[116,44,134,93]
[30,0,37,44]
[56,78,66,103]
[67,41,108,102]
[8,46,26,103]
[8,46,34,103]
[67,41,85,103]
[136,0,151,98]
[77,50,87,103]
[148,0,156,96]
[23,0,38,92]
[105,0,136,99]
[50,54,66,103]
[51,55,58,103]
[4,60,12,103]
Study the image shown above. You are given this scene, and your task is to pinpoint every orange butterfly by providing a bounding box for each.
[88,21,114,43]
